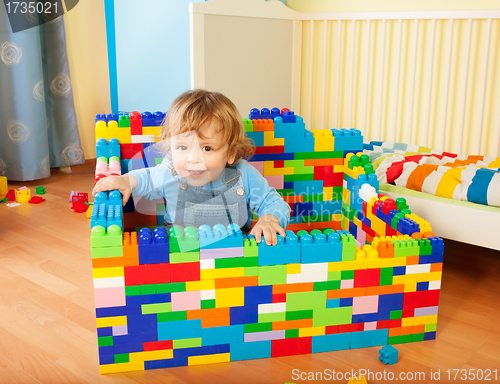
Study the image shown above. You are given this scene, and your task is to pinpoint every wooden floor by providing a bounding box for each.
[1,168,499,384]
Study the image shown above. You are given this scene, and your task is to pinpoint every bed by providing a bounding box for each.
[190,0,500,251]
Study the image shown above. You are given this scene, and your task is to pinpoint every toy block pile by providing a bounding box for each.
[246,108,363,231]
[91,109,443,374]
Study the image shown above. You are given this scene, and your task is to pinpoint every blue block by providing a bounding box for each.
[378,293,404,312]
[417,282,429,291]
[424,331,436,340]
[141,111,165,126]
[91,203,107,229]
[96,305,142,317]
[158,319,202,341]
[300,232,343,264]
[99,354,115,365]
[230,305,259,325]
[419,254,444,264]
[293,202,313,217]
[128,314,158,335]
[350,329,389,349]
[392,266,406,276]
[198,224,244,250]
[293,180,323,196]
[245,285,273,305]
[258,232,300,266]
[376,311,391,321]
[113,332,157,345]
[120,159,131,174]
[230,340,271,361]
[201,325,244,346]
[332,128,363,151]
[274,116,306,138]
[145,355,187,369]
[379,345,398,365]
[312,200,342,216]
[249,107,281,121]
[216,344,231,354]
[138,227,169,264]
[283,181,294,190]
[97,327,113,337]
[246,131,264,147]
[352,313,378,323]
[339,297,353,307]
[99,342,143,356]
[131,158,147,170]
[106,204,123,231]
[430,237,445,254]
[175,345,216,357]
[311,333,351,353]
[285,137,315,153]
[250,153,295,162]
[326,299,340,308]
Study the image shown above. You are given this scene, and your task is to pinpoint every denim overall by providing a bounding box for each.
[165,167,251,232]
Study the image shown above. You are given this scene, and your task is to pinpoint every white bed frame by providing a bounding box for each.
[190,0,500,251]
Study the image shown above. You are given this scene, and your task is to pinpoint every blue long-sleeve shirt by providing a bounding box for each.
[129,159,290,229]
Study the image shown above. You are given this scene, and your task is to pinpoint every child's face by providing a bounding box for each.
[170,120,235,187]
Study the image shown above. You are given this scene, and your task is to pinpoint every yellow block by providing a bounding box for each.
[333,165,344,173]
[286,263,301,274]
[353,216,362,228]
[367,257,407,269]
[93,266,124,279]
[392,274,417,292]
[100,361,144,374]
[188,353,230,366]
[0,176,8,195]
[129,349,173,362]
[417,271,442,282]
[96,316,127,328]
[86,205,93,219]
[323,187,333,201]
[201,267,244,280]
[312,129,335,152]
[263,161,294,176]
[402,315,438,327]
[95,127,131,144]
[215,287,244,308]
[328,259,368,272]
[142,126,161,136]
[186,279,215,291]
[299,326,325,337]
[263,131,284,146]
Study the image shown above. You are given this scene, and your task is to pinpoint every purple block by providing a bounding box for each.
[112,325,128,336]
[200,247,244,259]
[414,306,439,317]
[244,330,286,342]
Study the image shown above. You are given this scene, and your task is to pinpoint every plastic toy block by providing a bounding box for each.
[95,120,132,144]
[249,107,281,120]
[230,340,271,361]
[15,188,30,203]
[5,189,15,201]
[271,336,312,357]
[246,131,264,147]
[96,138,121,159]
[140,111,165,127]
[312,129,335,152]
[198,224,243,250]
[170,262,200,283]
[91,225,122,248]
[168,226,199,253]
[379,344,398,365]
[91,204,107,229]
[138,227,169,264]
[285,136,315,153]
[274,116,306,139]
[258,232,300,266]
[348,376,368,384]
[0,176,8,195]
[299,231,342,264]
[28,196,45,204]
[332,128,363,152]
[253,119,274,132]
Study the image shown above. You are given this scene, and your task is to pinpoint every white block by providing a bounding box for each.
[272,302,286,313]
[200,259,215,270]
[406,264,431,274]
[428,280,441,290]
[258,303,274,314]
[93,276,125,289]
[131,135,155,143]
[201,289,215,300]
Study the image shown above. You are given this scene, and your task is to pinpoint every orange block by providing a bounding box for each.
[327,287,366,299]
[215,276,258,289]
[378,241,394,258]
[201,316,230,328]
[272,319,312,331]
[406,256,419,265]
[388,324,426,337]
[315,158,344,166]
[186,307,229,320]
[430,263,443,272]
[123,232,139,259]
[304,159,315,167]
[282,195,303,203]
[252,119,274,131]
[273,282,314,295]
[366,284,405,296]
[92,256,139,268]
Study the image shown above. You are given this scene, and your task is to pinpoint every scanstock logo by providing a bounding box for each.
[3,1,79,33]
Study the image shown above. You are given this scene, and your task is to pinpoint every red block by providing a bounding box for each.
[325,325,339,334]
[362,222,376,238]
[130,111,143,135]
[170,262,200,283]
[354,268,381,288]
[272,293,286,303]
[271,337,311,357]
[403,290,440,310]
[386,225,398,237]
[402,308,414,318]
[274,160,284,168]
[376,319,402,329]
[143,340,173,351]
[121,143,144,159]
[338,323,364,333]
[124,263,171,286]
[6,189,15,201]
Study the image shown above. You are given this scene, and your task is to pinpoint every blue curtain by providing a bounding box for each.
[0,9,84,181]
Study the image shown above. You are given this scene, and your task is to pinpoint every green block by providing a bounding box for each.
[285,311,301,321]
[98,336,113,347]
[259,265,286,276]
[258,312,285,323]
[259,274,286,286]
[390,310,403,320]
[156,202,166,211]
[118,115,130,127]
[125,286,141,296]
[244,322,272,333]
[295,167,315,175]
[244,239,258,257]
[412,333,425,342]
[157,311,187,322]
[277,189,295,197]
[91,246,123,259]
[141,285,156,295]
[380,267,393,277]
[302,214,332,223]
[284,173,314,182]
[302,194,324,203]
[156,282,186,294]
[170,252,200,264]
[341,235,356,261]
[300,310,314,319]
[243,118,253,132]
[215,257,248,269]
[388,334,413,344]
[169,239,200,253]
[314,280,341,291]
[327,271,341,281]
[380,276,393,286]
[312,307,353,327]
[114,354,129,364]
[419,239,432,255]
[286,329,299,338]
[155,158,162,166]
[341,270,354,280]
[244,266,259,277]
[283,160,305,167]
[286,291,327,311]
[90,225,122,248]
[141,303,171,314]
[201,299,216,309]
[425,323,437,332]
[173,338,202,349]
[329,186,343,201]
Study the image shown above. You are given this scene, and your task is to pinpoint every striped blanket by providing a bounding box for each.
[363,141,500,208]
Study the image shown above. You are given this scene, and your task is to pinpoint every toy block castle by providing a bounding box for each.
[91,109,443,374]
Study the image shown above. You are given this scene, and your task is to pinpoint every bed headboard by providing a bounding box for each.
[190,0,500,158]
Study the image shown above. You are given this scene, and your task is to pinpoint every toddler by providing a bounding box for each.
[92,89,291,245]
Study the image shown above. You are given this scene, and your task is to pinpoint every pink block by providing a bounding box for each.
[352,295,379,315]
[171,290,201,312]
[364,321,377,331]
[264,175,284,190]
[340,279,354,289]
[357,229,366,247]
[94,286,126,308]
[249,161,264,174]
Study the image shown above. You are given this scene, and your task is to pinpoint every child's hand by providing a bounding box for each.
[251,214,286,246]
[92,174,136,206]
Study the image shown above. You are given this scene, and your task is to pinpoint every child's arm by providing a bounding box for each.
[92,174,138,206]
[251,214,287,246]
